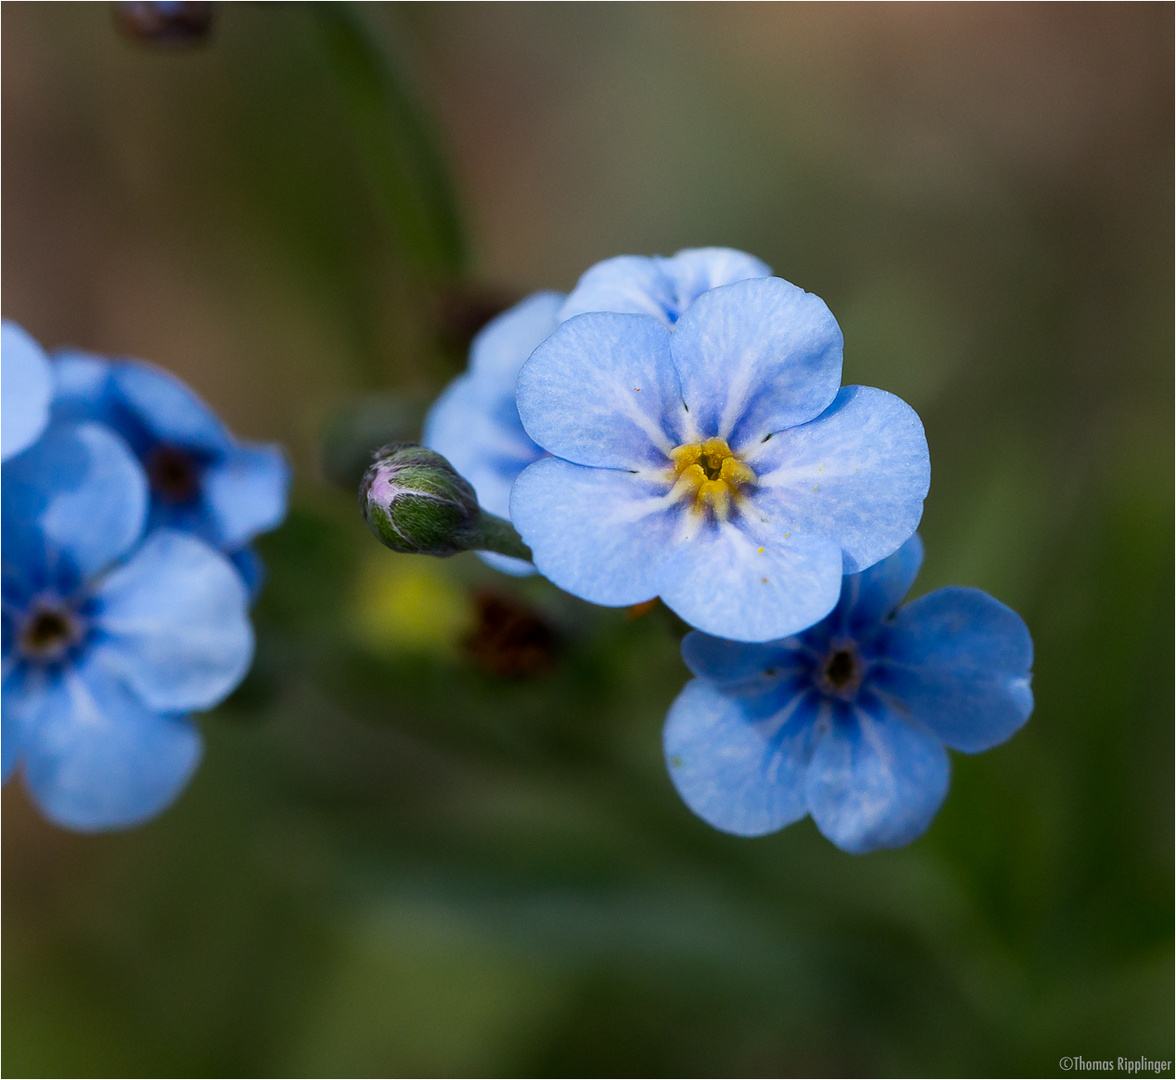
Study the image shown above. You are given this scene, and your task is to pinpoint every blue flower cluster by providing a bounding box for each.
[2,322,289,831]
[424,247,1033,852]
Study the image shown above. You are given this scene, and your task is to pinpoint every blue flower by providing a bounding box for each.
[2,422,254,831]
[2,321,53,462]
[424,248,773,575]
[559,247,772,326]
[663,535,1034,853]
[424,292,564,575]
[50,350,290,592]
[510,275,930,641]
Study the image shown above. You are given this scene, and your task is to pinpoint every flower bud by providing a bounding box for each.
[360,444,484,558]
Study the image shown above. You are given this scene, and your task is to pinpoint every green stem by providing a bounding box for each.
[471,512,532,562]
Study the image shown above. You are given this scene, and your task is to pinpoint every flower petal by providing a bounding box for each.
[680,629,808,689]
[1,423,147,579]
[2,664,48,782]
[655,519,843,642]
[1,321,53,462]
[424,372,541,520]
[669,277,842,447]
[751,385,930,575]
[200,442,290,549]
[21,653,202,831]
[111,361,232,455]
[832,533,924,639]
[51,350,117,428]
[510,456,679,605]
[229,546,266,602]
[468,291,563,385]
[91,529,254,712]
[558,256,679,325]
[476,551,537,577]
[664,677,821,837]
[660,247,773,314]
[516,313,686,468]
[871,587,1033,753]
[805,696,949,854]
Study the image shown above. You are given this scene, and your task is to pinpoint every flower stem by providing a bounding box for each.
[471,512,532,562]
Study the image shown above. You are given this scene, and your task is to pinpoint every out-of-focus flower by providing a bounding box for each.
[113,2,215,47]
[51,351,289,595]
[663,535,1034,853]
[1,321,53,462]
[424,249,771,576]
[510,275,930,641]
[424,292,562,574]
[2,423,253,831]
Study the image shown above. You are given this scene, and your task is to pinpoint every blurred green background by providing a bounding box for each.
[3,4,1172,1076]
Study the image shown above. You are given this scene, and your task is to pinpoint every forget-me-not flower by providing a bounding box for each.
[2,421,254,831]
[2,321,53,462]
[424,248,773,575]
[510,274,930,641]
[50,350,290,592]
[425,292,563,574]
[663,535,1034,853]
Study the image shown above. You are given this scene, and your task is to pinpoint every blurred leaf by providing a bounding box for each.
[311,2,466,278]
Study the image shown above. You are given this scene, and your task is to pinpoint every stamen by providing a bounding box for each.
[667,437,757,520]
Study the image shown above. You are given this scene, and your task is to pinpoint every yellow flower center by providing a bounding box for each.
[668,437,758,520]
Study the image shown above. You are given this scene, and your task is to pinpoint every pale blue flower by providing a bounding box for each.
[510,275,930,641]
[424,292,563,575]
[1,321,53,462]
[424,248,773,576]
[2,422,254,831]
[50,350,289,594]
[663,535,1034,853]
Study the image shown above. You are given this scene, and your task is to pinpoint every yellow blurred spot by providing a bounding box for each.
[351,554,474,655]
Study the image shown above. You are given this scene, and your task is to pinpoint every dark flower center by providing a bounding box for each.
[147,444,200,503]
[701,450,725,481]
[824,649,856,688]
[19,603,82,662]
[816,642,866,701]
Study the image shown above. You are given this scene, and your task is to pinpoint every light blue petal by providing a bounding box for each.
[559,248,771,327]
[558,256,679,325]
[664,678,820,837]
[516,313,687,469]
[669,277,843,449]
[200,442,290,549]
[2,664,48,782]
[871,587,1033,753]
[230,546,267,602]
[468,291,563,385]
[832,533,924,638]
[655,519,843,643]
[510,457,679,606]
[2,321,53,461]
[680,630,805,688]
[660,247,772,313]
[805,698,949,854]
[111,361,232,455]
[476,551,537,577]
[424,372,541,520]
[51,350,116,427]
[2,423,147,579]
[21,653,201,832]
[750,385,930,575]
[91,529,254,713]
